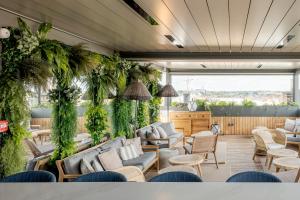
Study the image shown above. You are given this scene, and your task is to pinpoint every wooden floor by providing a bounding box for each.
[220,135,264,174]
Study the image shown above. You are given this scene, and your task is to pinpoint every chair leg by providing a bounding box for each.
[268,156,273,170]
[295,169,300,183]
[265,155,269,166]
[213,152,219,169]
[252,150,257,160]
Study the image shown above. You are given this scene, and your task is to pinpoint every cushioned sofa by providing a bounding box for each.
[275,119,300,146]
[136,122,184,149]
[56,136,159,182]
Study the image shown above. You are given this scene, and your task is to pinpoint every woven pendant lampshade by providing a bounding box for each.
[158,84,178,97]
[123,80,152,100]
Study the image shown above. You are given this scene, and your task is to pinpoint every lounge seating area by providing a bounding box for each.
[2,0,300,199]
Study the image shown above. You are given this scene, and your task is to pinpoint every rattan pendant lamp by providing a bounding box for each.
[123,80,152,133]
[158,84,178,121]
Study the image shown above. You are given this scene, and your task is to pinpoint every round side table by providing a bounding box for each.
[158,165,197,175]
[273,157,300,182]
[267,149,298,170]
[169,154,204,176]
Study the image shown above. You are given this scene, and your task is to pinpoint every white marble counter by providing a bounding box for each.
[0,182,299,200]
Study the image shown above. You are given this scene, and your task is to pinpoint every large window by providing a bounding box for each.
[171,74,294,105]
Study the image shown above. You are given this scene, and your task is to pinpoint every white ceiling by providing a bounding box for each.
[150,60,300,70]
[2,0,300,53]
[2,0,300,69]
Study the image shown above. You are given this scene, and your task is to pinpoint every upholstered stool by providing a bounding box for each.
[159,148,180,169]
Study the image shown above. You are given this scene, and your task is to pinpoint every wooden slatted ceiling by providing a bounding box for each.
[1,0,300,54]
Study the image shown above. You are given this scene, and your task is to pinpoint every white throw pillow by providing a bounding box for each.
[156,126,168,139]
[124,137,144,155]
[119,144,139,161]
[284,119,295,132]
[294,119,300,132]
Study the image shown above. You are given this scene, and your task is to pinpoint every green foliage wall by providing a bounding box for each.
[148,81,162,123]
[112,98,133,138]
[137,101,150,128]
[0,19,51,177]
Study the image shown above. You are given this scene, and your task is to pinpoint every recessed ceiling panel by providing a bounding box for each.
[185,0,219,52]
[251,0,295,52]
[207,0,230,52]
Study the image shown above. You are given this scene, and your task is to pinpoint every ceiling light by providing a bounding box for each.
[123,0,159,25]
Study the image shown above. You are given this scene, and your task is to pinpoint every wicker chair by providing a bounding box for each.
[1,170,56,182]
[184,135,219,168]
[226,171,282,182]
[73,171,127,182]
[24,138,54,158]
[112,166,145,182]
[252,130,285,161]
[149,171,202,182]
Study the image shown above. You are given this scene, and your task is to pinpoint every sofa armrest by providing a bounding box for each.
[141,138,170,144]
[56,160,81,182]
[142,145,159,153]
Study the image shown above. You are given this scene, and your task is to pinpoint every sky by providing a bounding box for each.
[172,75,293,92]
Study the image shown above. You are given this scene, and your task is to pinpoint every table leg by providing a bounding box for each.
[295,169,300,183]
[275,167,280,173]
[268,156,273,170]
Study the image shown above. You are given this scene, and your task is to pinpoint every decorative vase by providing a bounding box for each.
[188,101,197,111]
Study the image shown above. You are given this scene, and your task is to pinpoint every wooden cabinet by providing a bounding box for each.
[170,111,211,136]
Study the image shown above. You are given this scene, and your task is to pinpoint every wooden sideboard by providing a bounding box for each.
[170,111,211,136]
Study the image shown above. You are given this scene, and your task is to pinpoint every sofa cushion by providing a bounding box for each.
[284,119,295,132]
[100,136,125,151]
[91,159,104,172]
[159,122,176,136]
[287,135,300,142]
[136,126,152,145]
[80,158,95,174]
[122,152,156,169]
[98,148,123,170]
[147,131,160,145]
[63,149,100,174]
[119,144,139,161]
[124,137,143,155]
[156,126,168,139]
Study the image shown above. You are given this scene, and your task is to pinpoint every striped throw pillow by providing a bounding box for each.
[119,144,139,161]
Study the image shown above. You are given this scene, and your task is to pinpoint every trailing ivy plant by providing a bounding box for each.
[110,55,134,138]
[148,78,162,123]
[0,18,52,178]
[137,101,150,128]
[85,56,115,145]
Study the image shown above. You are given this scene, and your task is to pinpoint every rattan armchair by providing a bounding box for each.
[184,135,219,168]
[252,130,285,161]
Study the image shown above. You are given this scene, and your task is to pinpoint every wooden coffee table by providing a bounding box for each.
[267,149,298,170]
[273,157,300,182]
[168,154,204,176]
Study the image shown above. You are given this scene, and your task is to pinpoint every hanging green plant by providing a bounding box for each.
[0,18,52,178]
[137,101,150,128]
[85,56,115,145]
[148,81,162,123]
